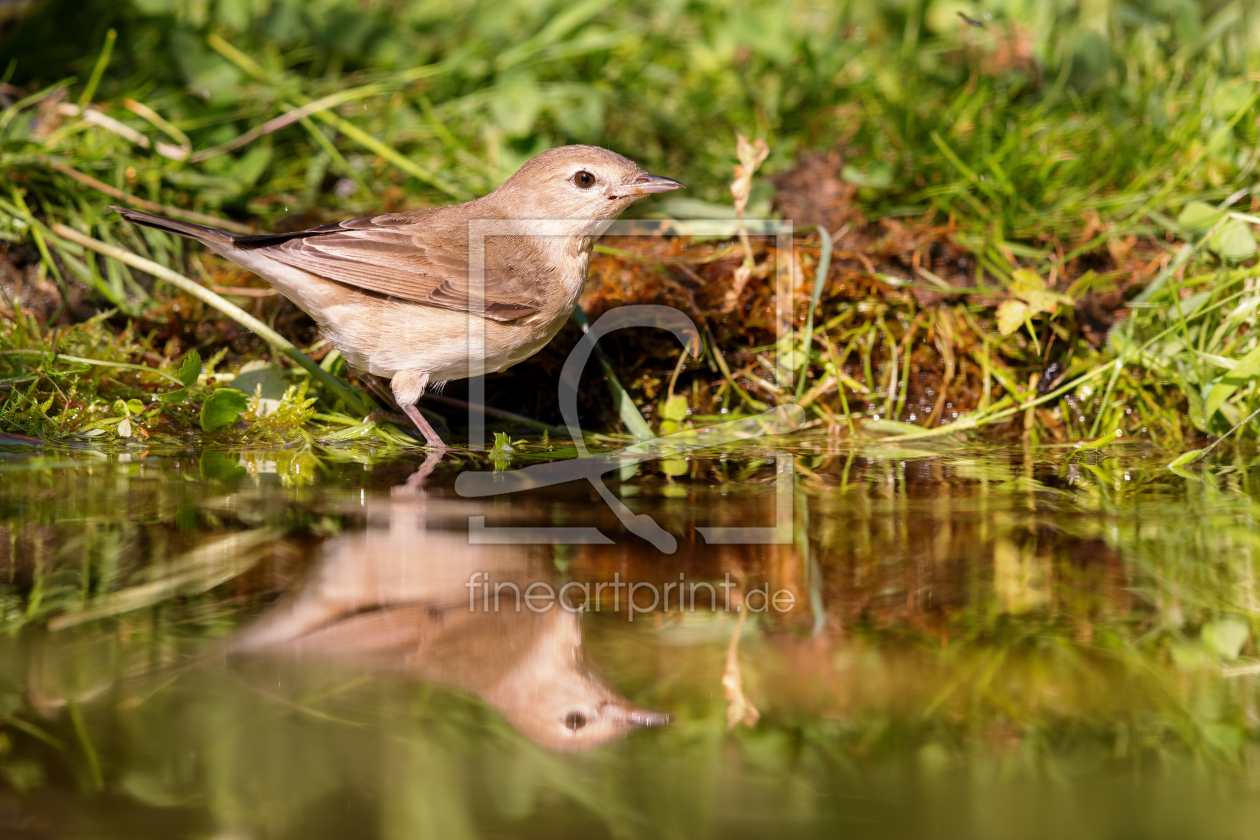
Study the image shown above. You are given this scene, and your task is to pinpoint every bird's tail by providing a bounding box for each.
[111,206,238,248]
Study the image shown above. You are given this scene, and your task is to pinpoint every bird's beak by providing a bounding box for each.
[610,174,685,198]
[612,705,672,728]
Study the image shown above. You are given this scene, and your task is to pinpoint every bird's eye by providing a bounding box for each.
[564,711,588,731]
[572,170,596,189]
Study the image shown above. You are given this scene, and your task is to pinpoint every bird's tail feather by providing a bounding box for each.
[110,206,237,248]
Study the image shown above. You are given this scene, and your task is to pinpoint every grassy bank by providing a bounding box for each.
[2,0,1260,450]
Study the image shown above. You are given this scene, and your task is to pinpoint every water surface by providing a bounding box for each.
[1,436,1259,839]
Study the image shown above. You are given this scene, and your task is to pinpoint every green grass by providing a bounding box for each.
[2,0,1260,451]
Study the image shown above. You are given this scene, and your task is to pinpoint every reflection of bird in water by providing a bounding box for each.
[229,466,668,751]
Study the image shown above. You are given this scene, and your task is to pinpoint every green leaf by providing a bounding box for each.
[178,351,203,388]
[775,335,806,370]
[230,144,273,187]
[175,504,200,533]
[1170,640,1210,672]
[1008,268,1045,298]
[490,71,541,137]
[1177,200,1224,234]
[1204,344,1260,420]
[660,394,689,422]
[841,161,891,189]
[1202,618,1250,661]
[1069,428,1123,456]
[200,388,249,432]
[660,459,688,477]
[158,389,189,404]
[1213,221,1257,262]
[1185,375,1208,432]
[1167,449,1205,468]
[1009,269,1068,313]
[490,431,515,471]
[864,419,928,436]
[996,299,1028,336]
[231,364,287,400]
[200,450,248,483]
[126,398,145,415]
[169,30,242,104]
[1217,400,1242,429]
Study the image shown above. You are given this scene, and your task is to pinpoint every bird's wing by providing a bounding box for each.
[284,605,445,658]
[238,212,543,322]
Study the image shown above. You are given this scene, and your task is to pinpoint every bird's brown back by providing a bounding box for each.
[239,200,561,322]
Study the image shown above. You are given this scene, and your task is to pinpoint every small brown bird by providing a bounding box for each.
[114,145,683,447]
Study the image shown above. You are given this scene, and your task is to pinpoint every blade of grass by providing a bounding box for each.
[1091,216,1229,436]
[1167,406,1260,470]
[188,83,388,163]
[877,317,898,419]
[50,528,282,630]
[794,225,833,402]
[1068,428,1124,458]
[76,28,116,109]
[45,162,252,234]
[3,716,65,750]
[823,331,857,437]
[0,351,180,384]
[50,225,374,415]
[0,80,70,137]
[205,34,469,201]
[703,324,768,413]
[569,307,654,440]
[1125,87,1260,225]
[10,189,69,317]
[295,114,371,197]
[66,701,102,791]
[122,98,191,148]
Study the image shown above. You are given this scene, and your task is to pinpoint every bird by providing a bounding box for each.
[228,479,670,751]
[113,145,684,448]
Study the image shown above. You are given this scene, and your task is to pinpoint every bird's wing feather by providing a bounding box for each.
[243,213,542,322]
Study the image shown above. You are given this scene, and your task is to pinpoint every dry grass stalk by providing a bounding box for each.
[722,600,760,729]
[724,135,770,313]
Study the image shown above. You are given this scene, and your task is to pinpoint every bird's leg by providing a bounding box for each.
[391,450,445,496]
[362,374,400,410]
[389,370,447,449]
[401,403,447,449]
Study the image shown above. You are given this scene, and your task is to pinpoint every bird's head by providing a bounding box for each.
[492,145,683,234]
[487,608,670,751]
[504,686,671,752]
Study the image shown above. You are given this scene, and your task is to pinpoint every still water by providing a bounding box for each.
[1,434,1259,838]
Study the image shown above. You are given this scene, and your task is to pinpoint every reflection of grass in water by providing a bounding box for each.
[0,447,1259,830]
[785,446,1260,767]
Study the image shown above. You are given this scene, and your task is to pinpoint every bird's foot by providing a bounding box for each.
[365,407,448,449]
